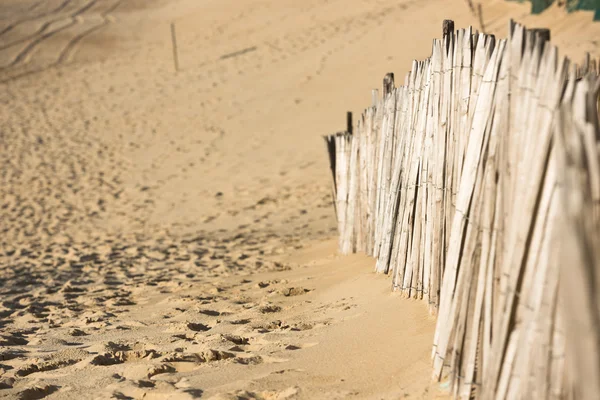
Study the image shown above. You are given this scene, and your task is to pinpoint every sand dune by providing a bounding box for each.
[1,0,599,398]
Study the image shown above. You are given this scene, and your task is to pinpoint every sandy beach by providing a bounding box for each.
[1,0,599,399]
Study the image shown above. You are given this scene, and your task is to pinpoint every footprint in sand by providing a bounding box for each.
[147,363,177,378]
[0,333,29,346]
[0,349,25,361]
[208,386,299,400]
[68,328,88,336]
[228,318,251,325]
[259,304,282,314]
[17,384,59,400]
[0,377,15,389]
[279,287,311,297]
[233,355,264,365]
[187,322,211,332]
[161,350,236,369]
[283,342,318,351]
[289,322,315,331]
[171,333,197,343]
[251,320,287,332]
[198,309,221,317]
[221,334,249,345]
[107,380,198,400]
[165,321,214,334]
[90,347,162,366]
[16,348,89,377]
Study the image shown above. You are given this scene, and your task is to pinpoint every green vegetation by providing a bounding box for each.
[509,0,600,20]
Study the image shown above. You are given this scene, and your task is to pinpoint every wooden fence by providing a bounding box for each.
[325,20,600,399]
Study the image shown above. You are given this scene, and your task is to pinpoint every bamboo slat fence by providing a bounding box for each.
[325,20,600,399]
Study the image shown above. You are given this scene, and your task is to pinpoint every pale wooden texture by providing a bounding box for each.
[325,19,600,400]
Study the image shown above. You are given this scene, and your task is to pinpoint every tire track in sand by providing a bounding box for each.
[0,0,72,37]
[0,0,122,81]
[57,0,123,64]
[0,0,97,68]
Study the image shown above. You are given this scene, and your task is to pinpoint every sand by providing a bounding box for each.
[1,0,598,399]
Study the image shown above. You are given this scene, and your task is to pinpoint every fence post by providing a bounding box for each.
[171,22,180,73]
[530,28,551,43]
[383,73,395,96]
[347,111,353,135]
[443,19,455,39]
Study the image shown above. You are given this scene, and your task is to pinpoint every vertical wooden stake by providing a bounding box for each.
[530,28,551,53]
[530,28,550,43]
[443,19,455,40]
[171,22,180,73]
[347,111,353,135]
[383,73,395,96]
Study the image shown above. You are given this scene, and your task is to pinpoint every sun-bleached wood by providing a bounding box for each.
[324,19,600,399]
